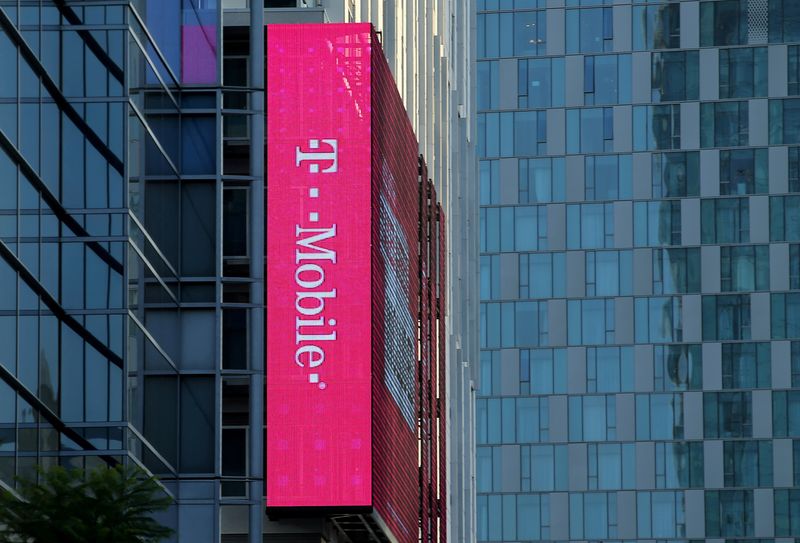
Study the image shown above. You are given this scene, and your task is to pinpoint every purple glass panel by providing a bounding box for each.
[182,0,218,84]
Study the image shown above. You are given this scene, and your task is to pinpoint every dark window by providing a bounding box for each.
[652,51,698,102]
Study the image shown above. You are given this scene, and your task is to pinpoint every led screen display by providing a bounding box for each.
[266,23,373,509]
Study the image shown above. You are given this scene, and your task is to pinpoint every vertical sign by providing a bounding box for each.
[266,24,373,508]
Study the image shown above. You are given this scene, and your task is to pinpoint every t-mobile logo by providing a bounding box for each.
[295,139,339,173]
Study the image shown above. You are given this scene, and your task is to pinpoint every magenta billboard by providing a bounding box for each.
[266,24,373,509]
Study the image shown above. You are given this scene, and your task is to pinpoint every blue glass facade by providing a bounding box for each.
[478,0,800,540]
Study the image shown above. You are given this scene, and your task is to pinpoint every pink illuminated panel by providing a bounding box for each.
[266,24,373,509]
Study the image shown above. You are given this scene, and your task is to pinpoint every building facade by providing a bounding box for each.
[477,0,800,541]
[0,1,477,542]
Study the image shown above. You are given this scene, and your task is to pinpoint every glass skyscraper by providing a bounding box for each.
[0,1,477,542]
[477,0,800,540]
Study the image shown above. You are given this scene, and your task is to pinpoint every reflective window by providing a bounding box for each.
[587,346,634,392]
[480,301,548,348]
[769,0,800,43]
[655,442,704,489]
[700,0,749,46]
[566,8,613,54]
[519,157,565,203]
[567,107,613,154]
[722,343,771,389]
[769,99,800,145]
[569,395,617,441]
[770,195,800,241]
[567,203,615,249]
[701,101,749,148]
[651,151,700,198]
[520,349,566,394]
[477,493,551,541]
[478,111,546,158]
[790,147,800,192]
[635,296,683,343]
[790,46,800,96]
[702,197,750,244]
[480,205,547,253]
[704,391,753,438]
[720,47,768,98]
[634,200,682,246]
[477,11,547,58]
[774,391,800,438]
[476,397,550,444]
[637,491,685,538]
[634,104,681,151]
[570,492,618,539]
[652,248,700,294]
[633,4,680,50]
[772,293,800,339]
[521,445,568,491]
[793,244,800,289]
[568,299,615,345]
[702,294,751,341]
[481,254,500,300]
[585,155,631,200]
[720,245,769,292]
[589,443,635,490]
[519,58,564,108]
[585,54,631,105]
[706,490,754,537]
[586,250,632,296]
[720,148,768,195]
[651,51,698,102]
[724,441,772,487]
[477,61,500,110]
[519,252,565,298]
[480,160,500,205]
[775,489,800,536]
[637,393,684,440]
[654,344,703,391]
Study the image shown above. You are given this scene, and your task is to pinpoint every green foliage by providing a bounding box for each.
[0,464,174,543]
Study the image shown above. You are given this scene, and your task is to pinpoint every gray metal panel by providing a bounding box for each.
[501,445,521,492]
[681,198,701,246]
[613,106,632,152]
[500,253,518,300]
[699,48,719,101]
[681,102,700,150]
[749,99,769,146]
[567,346,587,394]
[565,155,584,201]
[684,392,703,439]
[751,292,771,340]
[615,296,634,345]
[635,441,655,489]
[632,152,652,199]
[616,393,635,441]
[631,52,651,104]
[770,146,790,194]
[700,149,720,197]
[774,439,794,488]
[501,349,520,396]
[773,341,792,390]
[754,489,775,537]
[633,248,652,296]
[683,295,702,343]
[549,396,568,442]
[685,490,705,538]
[770,45,789,97]
[499,158,518,205]
[680,1,700,49]
[753,390,773,438]
[568,443,588,491]
[550,493,569,540]
[566,250,586,298]
[565,55,584,107]
[634,344,654,392]
[547,9,565,55]
[617,491,637,540]
[702,342,723,391]
[548,203,566,251]
[771,243,790,292]
[613,5,631,52]
[704,440,724,488]
[498,59,518,110]
[701,245,721,293]
[547,108,566,156]
[549,299,567,347]
[614,201,632,248]
[750,195,770,243]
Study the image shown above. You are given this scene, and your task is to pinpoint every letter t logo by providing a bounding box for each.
[295,139,339,174]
